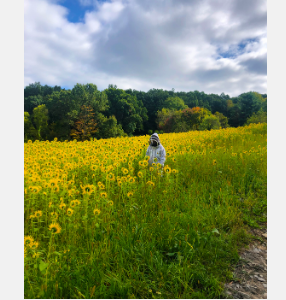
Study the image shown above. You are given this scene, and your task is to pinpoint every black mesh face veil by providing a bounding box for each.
[151,140,158,147]
[149,134,160,147]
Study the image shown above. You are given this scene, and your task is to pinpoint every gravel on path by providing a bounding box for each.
[223,227,267,299]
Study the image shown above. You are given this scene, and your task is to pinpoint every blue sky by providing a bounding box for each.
[60,0,109,23]
[61,0,93,23]
[217,38,259,59]
[24,0,267,96]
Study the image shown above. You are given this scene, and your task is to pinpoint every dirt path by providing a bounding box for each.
[223,226,267,299]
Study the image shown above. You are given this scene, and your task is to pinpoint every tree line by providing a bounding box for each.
[24,82,267,141]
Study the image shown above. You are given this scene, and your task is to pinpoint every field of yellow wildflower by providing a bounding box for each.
[24,123,267,299]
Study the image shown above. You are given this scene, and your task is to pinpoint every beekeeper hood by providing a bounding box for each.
[149,133,160,147]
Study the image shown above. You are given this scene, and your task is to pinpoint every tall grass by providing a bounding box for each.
[24,123,267,299]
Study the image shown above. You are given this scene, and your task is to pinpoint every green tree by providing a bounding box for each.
[226,99,234,117]
[237,92,263,125]
[94,115,127,139]
[70,105,98,141]
[228,105,242,127]
[189,107,211,130]
[41,85,54,96]
[105,87,147,135]
[71,83,109,113]
[181,91,199,108]
[163,96,187,111]
[45,90,74,140]
[261,98,267,113]
[173,119,190,133]
[258,93,267,113]
[24,112,37,141]
[24,82,42,98]
[157,108,172,130]
[199,115,221,131]
[24,82,61,114]
[245,110,267,125]
[158,106,213,133]
[164,110,183,133]
[157,108,193,133]
[139,88,169,132]
[214,112,229,128]
[24,95,44,115]
[157,109,182,133]
[44,84,109,140]
[33,104,49,140]
[210,94,227,115]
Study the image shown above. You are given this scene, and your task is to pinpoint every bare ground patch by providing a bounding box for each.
[223,226,267,299]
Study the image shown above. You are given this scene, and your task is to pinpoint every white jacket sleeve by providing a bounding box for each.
[146,145,152,165]
[146,145,151,157]
[158,146,166,165]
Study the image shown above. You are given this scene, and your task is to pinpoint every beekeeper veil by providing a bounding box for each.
[149,133,160,147]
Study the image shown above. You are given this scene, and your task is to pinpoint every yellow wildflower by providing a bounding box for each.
[67,208,74,216]
[49,222,61,234]
[93,209,101,215]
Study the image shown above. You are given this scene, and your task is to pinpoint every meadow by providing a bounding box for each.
[24,123,267,299]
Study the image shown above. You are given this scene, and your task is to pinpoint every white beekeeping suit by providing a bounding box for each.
[146,133,166,167]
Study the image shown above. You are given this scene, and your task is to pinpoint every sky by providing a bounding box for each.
[24,0,267,97]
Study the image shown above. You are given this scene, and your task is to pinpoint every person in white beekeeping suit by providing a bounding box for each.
[146,133,166,168]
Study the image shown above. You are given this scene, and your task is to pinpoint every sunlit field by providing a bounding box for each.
[24,123,267,299]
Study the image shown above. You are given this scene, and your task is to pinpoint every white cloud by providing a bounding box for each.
[24,0,267,96]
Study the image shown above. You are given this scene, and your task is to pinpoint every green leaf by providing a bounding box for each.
[167,253,176,256]
[212,228,220,235]
[39,260,49,272]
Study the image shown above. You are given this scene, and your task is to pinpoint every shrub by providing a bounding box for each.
[245,110,267,125]
[199,115,221,130]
